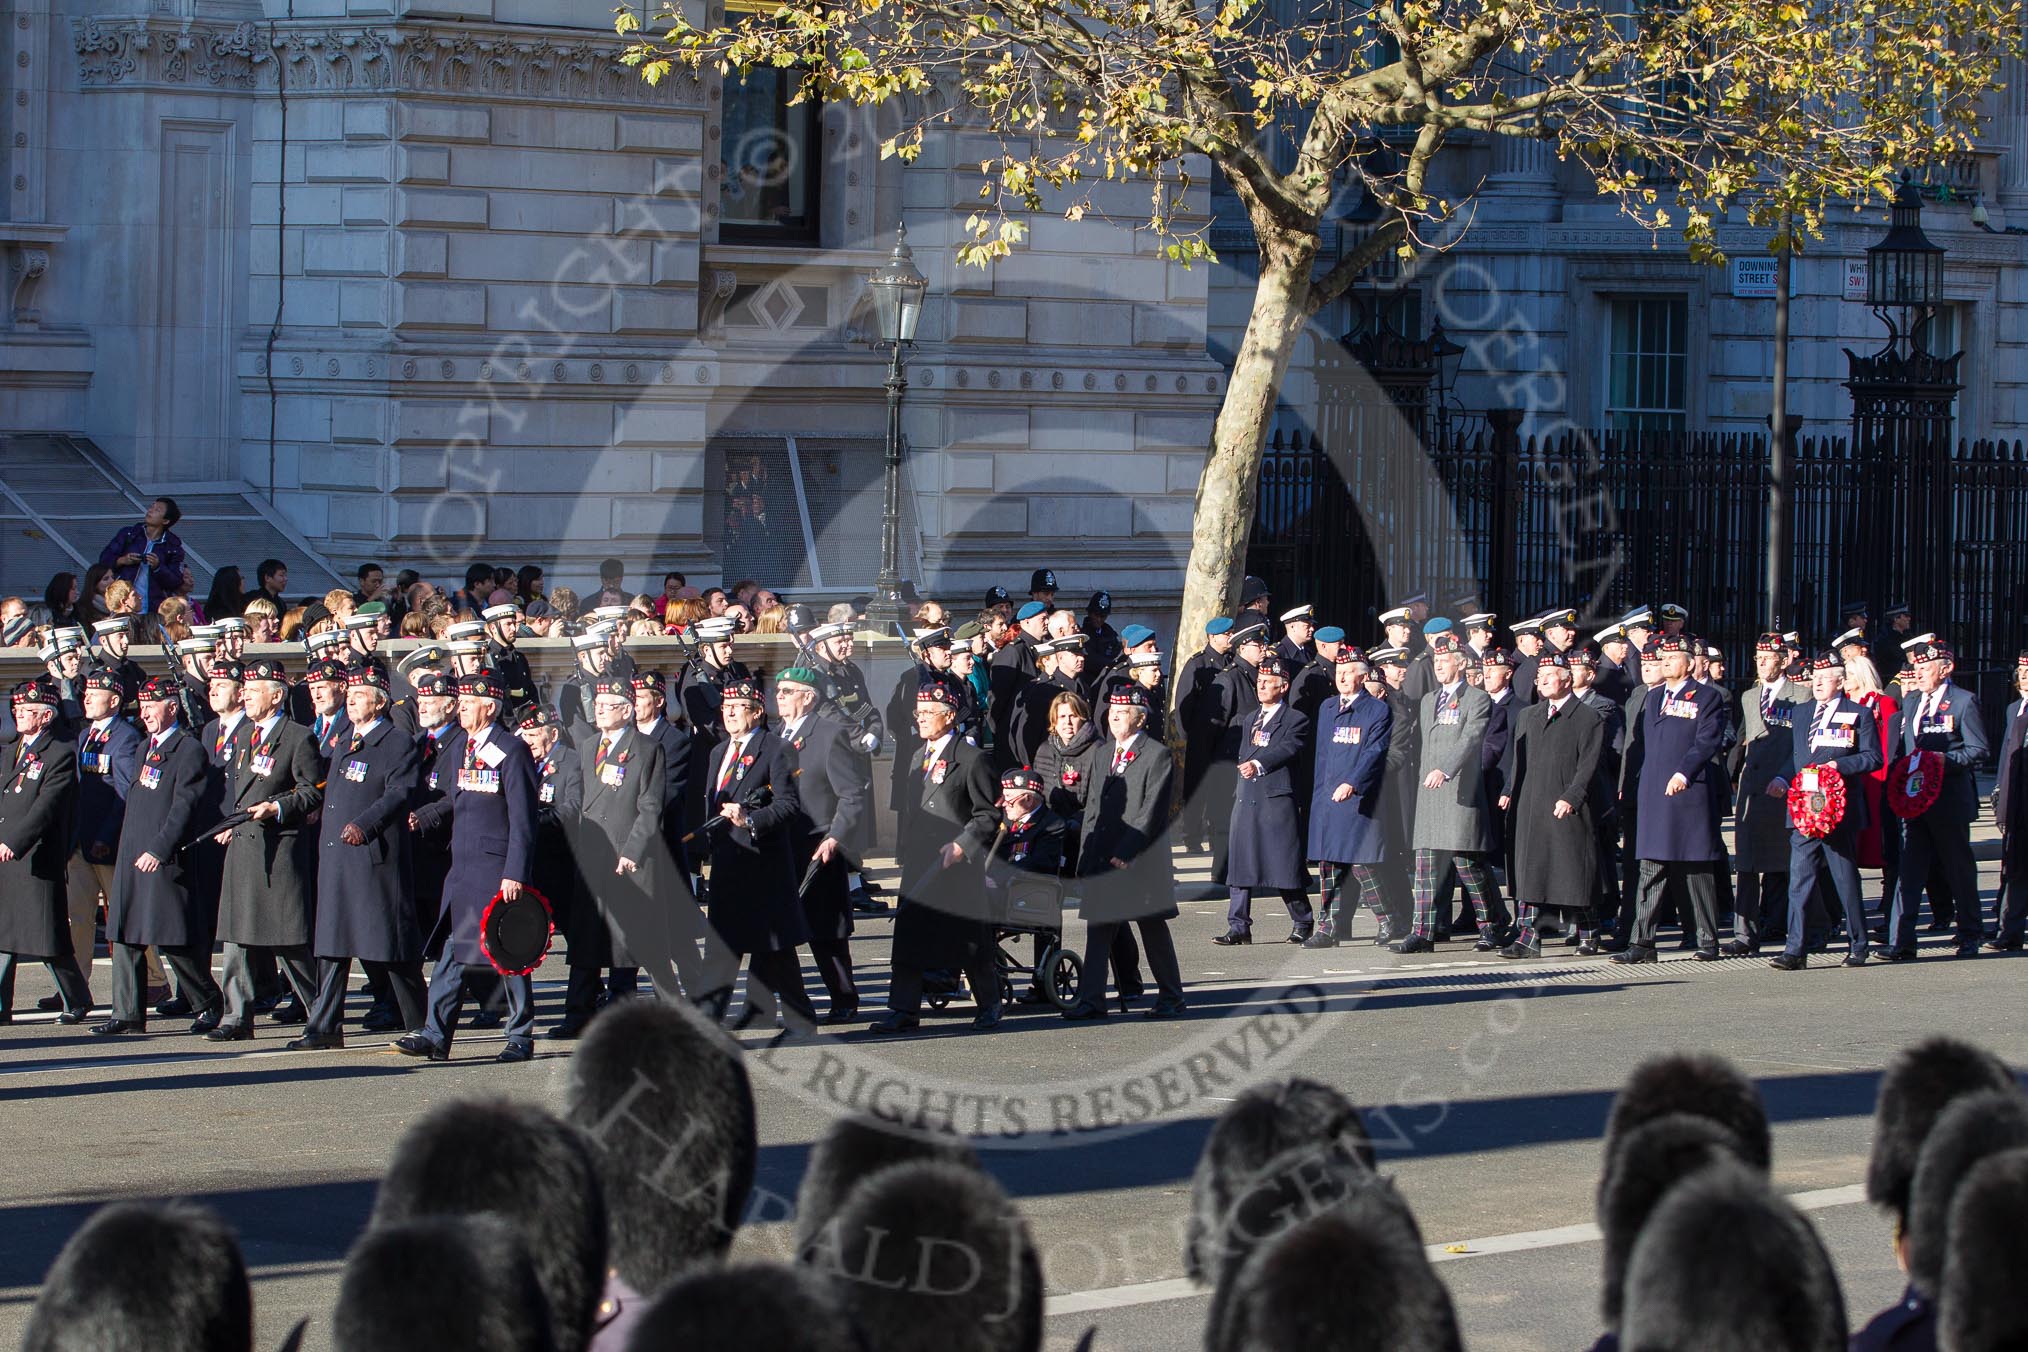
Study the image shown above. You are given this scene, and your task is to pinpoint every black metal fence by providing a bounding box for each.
[1246,414,2028,705]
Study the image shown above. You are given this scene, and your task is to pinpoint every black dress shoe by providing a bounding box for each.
[1768,953,1806,971]
[1498,942,1541,959]
[268,999,307,1026]
[546,1019,590,1041]
[54,1008,90,1025]
[91,1018,145,1036]
[250,992,282,1015]
[1692,950,1721,962]
[1145,1000,1187,1020]
[1473,934,1501,952]
[1985,937,2024,952]
[1720,940,1756,957]
[1300,931,1338,949]
[285,1032,345,1051]
[359,1009,403,1033]
[1060,1002,1106,1021]
[1285,928,1314,945]
[36,995,62,1012]
[1953,943,1982,958]
[496,1042,534,1064]
[821,1006,859,1026]
[206,1023,254,1042]
[1925,919,1953,933]
[1611,946,1657,965]
[1841,953,1869,967]
[469,1009,505,1030]
[865,1013,919,1034]
[1875,947,1917,962]
[1016,987,1054,1005]
[1211,931,1252,946]
[1117,985,1146,1002]
[188,1009,223,1036]
[1575,938,1601,956]
[1389,934,1435,954]
[971,1009,1003,1031]
[394,1033,447,1060]
[155,994,192,1018]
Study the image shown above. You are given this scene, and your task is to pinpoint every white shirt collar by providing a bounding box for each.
[1666,680,1690,697]
[255,711,284,739]
[152,725,179,748]
[1548,695,1570,715]
[1115,730,1142,757]
[90,715,117,735]
[636,716,661,737]
[1439,680,1463,698]
[924,730,955,760]
[780,715,806,741]
[352,718,381,739]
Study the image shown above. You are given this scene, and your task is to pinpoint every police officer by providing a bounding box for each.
[95,676,224,1036]
[774,666,868,1023]
[397,669,541,1063]
[696,678,814,1030]
[482,601,539,715]
[1217,654,1315,946]
[1029,568,1059,607]
[1083,592,1123,678]
[988,602,1050,766]
[209,658,324,1040]
[1615,634,1729,963]
[1176,616,1235,852]
[1768,652,1883,970]
[679,616,745,868]
[292,668,424,1049]
[558,675,669,1036]
[0,679,93,1023]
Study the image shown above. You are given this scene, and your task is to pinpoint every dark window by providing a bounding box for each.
[719,68,820,244]
[1605,295,1689,432]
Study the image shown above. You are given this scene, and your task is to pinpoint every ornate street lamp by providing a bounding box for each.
[1429,319,1467,445]
[862,221,929,634]
[1865,173,1947,358]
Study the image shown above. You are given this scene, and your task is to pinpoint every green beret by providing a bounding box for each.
[777,666,825,689]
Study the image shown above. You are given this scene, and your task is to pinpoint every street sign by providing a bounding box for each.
[1731,257,1778,298]
[1843,257,1870,302]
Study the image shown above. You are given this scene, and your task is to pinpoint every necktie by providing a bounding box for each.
[214,726,228,757]
[1112,745,1127,775]
[1761,687,1774,722]
[348,732,362,754]
[921,744,937,776]
[1812,704,1829,743]
[594,736,611,773]
[718,737,743,793]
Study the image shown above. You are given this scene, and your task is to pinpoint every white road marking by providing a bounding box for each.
[1043,1183,1870,1317]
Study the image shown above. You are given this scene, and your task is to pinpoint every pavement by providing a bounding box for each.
[2,842,2023,1351]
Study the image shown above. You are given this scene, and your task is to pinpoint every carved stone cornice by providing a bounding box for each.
[71,16,704,108]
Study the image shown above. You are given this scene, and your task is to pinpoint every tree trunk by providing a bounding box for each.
[1173,228,1318,709]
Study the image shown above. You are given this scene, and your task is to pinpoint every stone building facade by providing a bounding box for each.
[3,0,1224,621]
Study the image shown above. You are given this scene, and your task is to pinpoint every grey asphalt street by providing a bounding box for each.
[2,845,2020,1351]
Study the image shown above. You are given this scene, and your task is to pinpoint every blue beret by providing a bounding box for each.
[1422,618,1454,636]
[1206,616,1234,635]
[1120,624,1155,647]
[1015,601,1048,621]
[1314,626,1346,643]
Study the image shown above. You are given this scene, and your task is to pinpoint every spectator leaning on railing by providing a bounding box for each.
[97,497,185,616]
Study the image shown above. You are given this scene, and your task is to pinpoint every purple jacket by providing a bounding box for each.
[98,523,185,603]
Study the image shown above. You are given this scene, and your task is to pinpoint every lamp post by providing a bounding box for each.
[1428,319,1467,448]
[862,221,928,635]
[1845,173,1960,633]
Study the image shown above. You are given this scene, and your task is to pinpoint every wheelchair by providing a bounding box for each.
[922,866,1083,1011]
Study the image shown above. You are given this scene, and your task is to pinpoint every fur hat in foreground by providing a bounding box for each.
[804,1159,1042,1352]
[794,1113,982,1256]
[1595,1112,1758,1330]
[625,1261,865,1352]
[372,1098,607,1352]
[1905,1089,2028,1298]
[1185,1079,1376,1281]
[1204,1164,1460,1352]
[564,997,757,1296]
[1620,1161,1846,1352]
[21,1201,251,1352]
[334,1215,554,1352]
[1603,1053,1771,1172]
[1938,1148,2028,1352]
[1865,1037,2017,1221]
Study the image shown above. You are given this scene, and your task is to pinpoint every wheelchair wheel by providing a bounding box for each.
[1000,975,1016,1007]
[926,991,951,1011]
[1047,948,1082,1010]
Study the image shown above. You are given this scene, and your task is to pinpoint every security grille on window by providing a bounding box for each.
[1605,296,1689,432]
[718,65,820,243]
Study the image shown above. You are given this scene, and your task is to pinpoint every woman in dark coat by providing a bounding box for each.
[1305,651,1394,946]
[1500,654,1606,957]
[1030,688,1101,872]
[1067,686,1184,1018]
[0,682,92,1020]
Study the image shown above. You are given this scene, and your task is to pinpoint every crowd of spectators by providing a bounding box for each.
[0,496,918,654]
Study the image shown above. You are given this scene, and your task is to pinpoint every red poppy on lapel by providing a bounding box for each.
[930,758,950,785]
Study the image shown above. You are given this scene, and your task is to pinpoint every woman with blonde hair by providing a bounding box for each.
[321,588,355,621]
[155,595,195,644]
[754,604,789,634]
[1844,651,1901,904]
[241,596,280,644]
[665,596,707,632]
